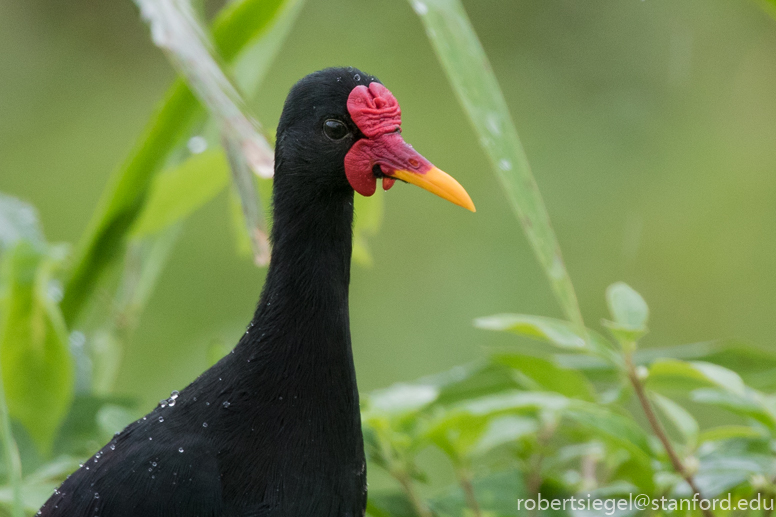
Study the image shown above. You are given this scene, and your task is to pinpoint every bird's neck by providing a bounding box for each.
[245,185,355,372]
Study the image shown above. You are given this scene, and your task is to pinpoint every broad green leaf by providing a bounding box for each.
[475,314,617,362]
[687,452,771,499]
[565,403,653,459]
[475,314,585,350]
[412,0,583,328]
[0,242,73,454]
[366,383,439,417]
[493,353,596,401]
[422,411,490,462]
[423,391,563,462]
[425,361,520,407]
[647,359,746,396]
[633,340,724,362]
[470,415,537,457]
[698,425,768,444]
[130,149,230,237]
[352,189,384,267]
[459,391,569,417]
[62,0,294,324]
[605,282,649,331]
[564,402,654,491]
[649,392,699,447]
[0,194,44,253]
[690,388,776,429]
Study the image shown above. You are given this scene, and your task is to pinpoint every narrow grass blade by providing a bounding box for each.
[411,0,583,327]
[61,0,290,324]
[136,0,273,265]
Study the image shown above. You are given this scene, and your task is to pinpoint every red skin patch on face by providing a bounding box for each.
[345,83,432,196]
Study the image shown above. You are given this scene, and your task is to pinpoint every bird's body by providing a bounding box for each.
[39,68,473,517]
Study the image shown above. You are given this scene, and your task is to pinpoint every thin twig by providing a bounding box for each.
[395,471,433,517]
[457,468,482,517]
[525,419,555,517]
[625,353,714,517]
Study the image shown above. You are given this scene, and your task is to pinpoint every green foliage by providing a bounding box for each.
[0,198,73,454]
[60,0,295,325]
[130,150,230,238]
[2,1,776,516]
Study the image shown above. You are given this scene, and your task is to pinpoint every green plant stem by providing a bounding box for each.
[395,470,433,517]
[456,467,482,517]
[625,353,714,517]
[0,375,23,517]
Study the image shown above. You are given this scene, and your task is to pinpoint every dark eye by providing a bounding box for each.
[323,119,349,140]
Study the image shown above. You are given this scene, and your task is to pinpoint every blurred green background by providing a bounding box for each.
[1,0,775,412]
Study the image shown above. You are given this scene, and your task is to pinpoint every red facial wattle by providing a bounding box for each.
[344,83,432,196]
[343,82,476,212]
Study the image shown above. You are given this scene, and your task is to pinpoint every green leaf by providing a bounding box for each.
[0,242,74,454]
[475,314,585,349]
[698,425,768,444]
[412,0,583,328]
[211,0,287,61]
[470,415,537,458]
[647,359,746,395]
[649,392,699,447]
[492,352,596,401]
[130,149,230,237]
[603,282,649,343]
[61,0,294,324]
[689,452,770,499]
[605,282,649,330]
[352,189,384,267]
[565,402,654,491]
[426,361,521,407]
[475,314,617,362]
[422,391,563,463]
[459,391,569,417]
[366,383,440,417]
[690,388,776,429]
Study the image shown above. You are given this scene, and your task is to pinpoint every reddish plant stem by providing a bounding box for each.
[625,353,714,517]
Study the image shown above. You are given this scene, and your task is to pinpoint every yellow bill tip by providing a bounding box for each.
[390,167,476,212]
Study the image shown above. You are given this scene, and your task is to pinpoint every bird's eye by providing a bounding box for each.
[323,119,349,140]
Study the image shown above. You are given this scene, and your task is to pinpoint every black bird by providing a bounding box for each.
[39,67,474,517]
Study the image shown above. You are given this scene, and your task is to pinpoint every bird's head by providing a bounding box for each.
[275,67,475,212]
